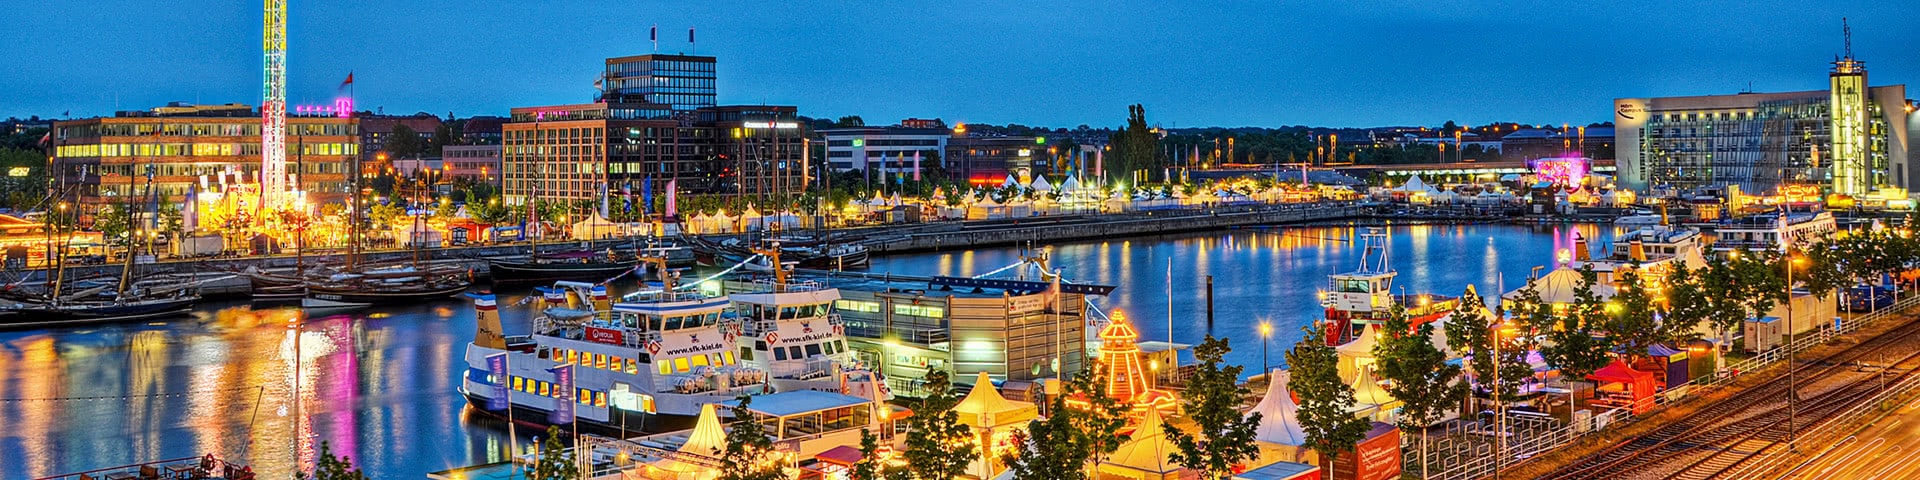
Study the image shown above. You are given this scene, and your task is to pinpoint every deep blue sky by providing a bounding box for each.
[3,1,1914,128]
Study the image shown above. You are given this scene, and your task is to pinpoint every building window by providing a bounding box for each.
[893,304,944,318]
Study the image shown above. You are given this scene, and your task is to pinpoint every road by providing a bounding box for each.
[1782,394,1920,479]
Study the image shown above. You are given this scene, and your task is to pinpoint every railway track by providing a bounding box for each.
[1536,314,1920,480]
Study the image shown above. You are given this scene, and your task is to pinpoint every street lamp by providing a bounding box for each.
[1785,251,1807,452]
[1258,320,1273,373]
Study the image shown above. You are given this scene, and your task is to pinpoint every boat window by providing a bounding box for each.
[625,359,638,374]
[780,306,800,320]
[595,354,608,370]
[595,391,607,407]
[513,377,524,391]
[708,312,722,325]
[805,343,822,357]
[673,357,690,372]
[739,347,754,362]
[658,361,671,376]
[773,347,788,361]
[723,351,736,365]
[691,354,710,368]
[609,357,622,372]
[837,340,847,353]
[539,382,550,397]
[665,316,683,330]
[567,350,579,365]
[1338,279,1371,293]
[648,315,663,331]
[821,342,834,355]
[789,346,804,360]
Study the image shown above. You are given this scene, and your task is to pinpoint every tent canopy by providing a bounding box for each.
[1030,175,1053,192]
[953,372,1038,429]
[1588,359,1654,386]
[1104,406,1181,474]
[1350,370,1396,406]
[1251,369,1307,446]
[1505,267,1615,304]
[1395,175,1440,194]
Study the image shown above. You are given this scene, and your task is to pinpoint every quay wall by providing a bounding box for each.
[867,204,1371,253]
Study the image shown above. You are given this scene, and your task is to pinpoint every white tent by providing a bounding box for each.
[1335,326,1379,383]
[1060,176,1081,193]
[1395,175,1440,194]
[1504,266,1615,305]
[1099,406,1183,478]
[1002,174,1021,190]
[1029,175,1053,192]
[953,372,1038,429]
[1350,369,1398,421]
[1251,369,1307,446]
[571,213,622,240]
[641,403,729,478]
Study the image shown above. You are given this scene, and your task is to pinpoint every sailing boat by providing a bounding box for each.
[302,162,471,309]
[488,182,641,283]
[3,166,199,328]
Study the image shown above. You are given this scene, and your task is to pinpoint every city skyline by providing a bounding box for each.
[2,1,1915,128]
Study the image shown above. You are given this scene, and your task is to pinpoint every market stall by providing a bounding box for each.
[1586,360,1656,414]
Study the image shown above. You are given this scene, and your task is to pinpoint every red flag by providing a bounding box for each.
[37,131,49,147]
[340,72,354,89]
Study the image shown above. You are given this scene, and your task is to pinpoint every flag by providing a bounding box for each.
[485,353,509,411]
[622,181,634,214]
[339,72,353,90]
[650,25,657,42]
[689,26,695,43]
[183,184,199,233]
[548,364,574,424]
[37,131,49,147]
[599,184,610,220]
[665,178,677,217]
[641,176,654,215]
[593,76,603,91]
[913,151,922,181]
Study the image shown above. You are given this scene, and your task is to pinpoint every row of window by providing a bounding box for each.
[894,304,945,318]
[658,350,737,375]
[551,347,641,374]
[91,162,346,177]
[607,59,715,75]
[56,142,358,158]
[509,376,608,408]
[769,340,848,361]
[834,300,881,313]
[59,123,356,138]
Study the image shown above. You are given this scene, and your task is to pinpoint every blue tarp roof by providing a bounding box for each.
[720,390,869,417]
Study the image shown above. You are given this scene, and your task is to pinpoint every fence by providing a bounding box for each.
[1406,293,1920,480]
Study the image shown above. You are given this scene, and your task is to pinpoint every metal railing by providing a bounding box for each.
[1725,362,1920,479]
[1409,291,1920,480]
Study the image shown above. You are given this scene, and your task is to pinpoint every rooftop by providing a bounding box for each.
[718,390,869,418]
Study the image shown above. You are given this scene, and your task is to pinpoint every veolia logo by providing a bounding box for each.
[1616,103,1642,120]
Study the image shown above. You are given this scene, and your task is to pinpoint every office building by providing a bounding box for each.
[701,105,807,196]
[359,113,442,162]
[500,102,714,206]
[602,54,717,112]
[946,136,1054,186]
[443,144,501,185]
[51,109,358,215]
[819,126,948,178]
[1616,52,1913,194]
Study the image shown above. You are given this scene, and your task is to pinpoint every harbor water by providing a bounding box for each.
[0,222,1614,479]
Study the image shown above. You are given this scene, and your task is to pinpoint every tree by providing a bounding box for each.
[156,201,183,237]
[296,441,370,480]
[852,428,886,480]
[1002,364,1127,480]
[367,202,406,228]
[1543,265,1612,380]
[1663,262,1712,343]
[386,124,424,159]
[529,425,578,480]
[1165,336,1262,479]
[836,116,866,127]
[1449,285,1532,399]
[718,396,789,480]
[899,369,975,480]
[1286,322,1370,468]
[95,200,133,244]
[1604,264,1664,362]
[1373,304,1466,479]
[433,122,459,154]
[1106,104,1162,183]
[1700,254,1755,351]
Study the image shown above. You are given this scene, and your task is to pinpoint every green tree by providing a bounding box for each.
[95,199,133,244]
[295,441,370,480]
[1605,264,1665,362]
[1003,364,1126,480]
[367,202,406,228]
[1543,265,1613,380]
[1449,285,1532,399]
[1286,322,1370,468]
[852,428,886,480]
[835,116,866,127]
[1663,262,1712,343]
[718,396,789,480]
[1106,104,1162,184]
[433,122,459,154]
[1165,336,1261,479]
[899,369,975,480]
[1373,304,1466,479]
[529,425,578,480]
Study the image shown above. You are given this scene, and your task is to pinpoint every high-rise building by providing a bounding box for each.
[602,54,717,112]
[1616,43,1914,195]
[500,103,715,207]
[51,110,358,216]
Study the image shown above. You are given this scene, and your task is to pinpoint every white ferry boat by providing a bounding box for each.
[459,267,766,431]
[726,247,872,395]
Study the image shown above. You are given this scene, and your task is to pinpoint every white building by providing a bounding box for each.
[820,126,949,177]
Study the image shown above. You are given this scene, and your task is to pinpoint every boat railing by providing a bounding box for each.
[34,455,252,480]
[743,278,825,293]
[768,355,839,381]
[626,289,706,303]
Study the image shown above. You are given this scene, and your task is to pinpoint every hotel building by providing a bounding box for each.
[1615,53,1914,195]
[51,108,358,216]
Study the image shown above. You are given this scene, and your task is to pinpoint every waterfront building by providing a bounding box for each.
[602,54,717,112]
[819,126,948,177]
[1615,52,1914,195]
[458,115,506,145]
[825,274,1094,394]
[499,102,710,205]
[51,110,358,216]
[701,105,807,196]
[443,144,501,185]
[358,113,441,163]
[946,136,1054,187]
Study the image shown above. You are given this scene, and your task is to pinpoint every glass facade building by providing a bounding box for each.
[603,54,717,112]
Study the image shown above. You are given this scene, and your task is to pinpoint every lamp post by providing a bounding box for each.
[1259,320,1273,373]
[1785,250,1806,452]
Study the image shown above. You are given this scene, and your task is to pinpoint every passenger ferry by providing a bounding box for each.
[1321,228,1458,345]
[459,262,764,431]
[1709,210,1835,252]
[724,247,861,394]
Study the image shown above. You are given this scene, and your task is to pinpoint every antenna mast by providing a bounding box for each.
[1843,17,1853,59]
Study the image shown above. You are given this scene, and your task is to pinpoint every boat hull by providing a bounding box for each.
[457,387,696,435]
[304,282,470,308]
[0,297,198,329]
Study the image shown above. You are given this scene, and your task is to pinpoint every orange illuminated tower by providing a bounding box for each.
[1097,311,1175,412]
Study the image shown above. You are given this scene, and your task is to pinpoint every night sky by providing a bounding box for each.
[2,0,1914,128]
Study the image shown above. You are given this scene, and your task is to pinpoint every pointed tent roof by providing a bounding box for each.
[1350,370,1396,406]
[679,403,728,456]
[1251,369,1308,446]
[1395,175,1439,194]
[1030,175,1053,192]
[1335,326,1379,358]
[1105,406,1181,474]
[1061,176,1081,193]
[953,371,1038,429]
[1002,174,1021,189]
[1505,267,1614,304]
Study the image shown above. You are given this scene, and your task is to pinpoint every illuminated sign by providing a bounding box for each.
[852,138,864,147]
[1530,156,1590,191]
[1035,136,1046,144]
[7,167,28,177]
[742,121,800,129]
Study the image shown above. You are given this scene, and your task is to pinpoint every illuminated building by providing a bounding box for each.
[946,136,1054,186]
[443,145,501,185]
[1091,310,1175,412]
[819,126,948,176]
[601,54,717,112]
[822,274,1093,395]
[500,102,708,206]
[261,0,289,206]
[702,105,806,196]
[1615,41,1912,194]
[51,112,359,217]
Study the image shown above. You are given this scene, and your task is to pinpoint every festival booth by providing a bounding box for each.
[1335,326,1379,383]
[1250,369,1314,464]
[1586,360,1657,414]
[1392,175,1440,204]
[1634,344,1691,392]
[955,372,1039,480]
[395,216,443,248]
[1349,369,1399,423]
[1503,266,1616,311]
[1325,422,1402,480]
[570,213,623,240]
[967,196,1010,220]
[1090,313,1179,413]
[1097,407,1187,480]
